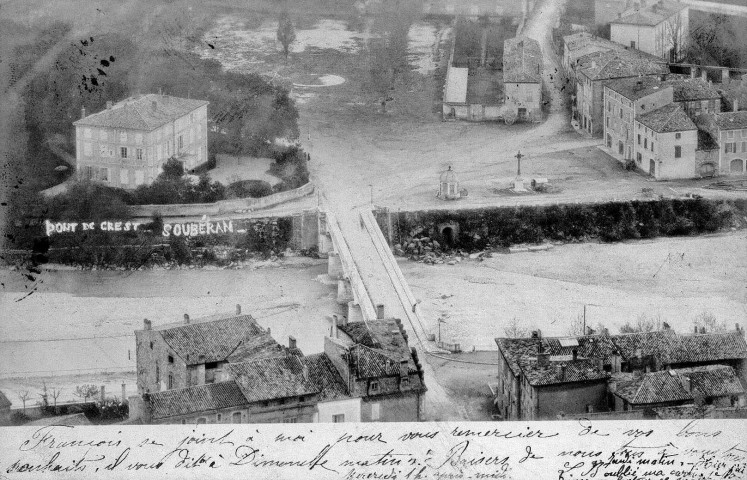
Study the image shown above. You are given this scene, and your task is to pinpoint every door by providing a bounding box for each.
[730,158,744,173]
[650,159,656,177]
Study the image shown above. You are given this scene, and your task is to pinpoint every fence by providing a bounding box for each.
[126,182,315,218]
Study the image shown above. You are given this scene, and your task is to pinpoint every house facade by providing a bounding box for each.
[576,50,669,136]
[634,103,698,179]
[73,94,209,189]
[610,0,689,61]
[699,111,747,175]
[503,36,543,122]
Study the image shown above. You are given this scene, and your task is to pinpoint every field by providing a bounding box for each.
[402,231,747,350]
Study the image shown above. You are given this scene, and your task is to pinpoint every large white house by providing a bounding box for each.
[610,0,689,62]
[73,94,209,189]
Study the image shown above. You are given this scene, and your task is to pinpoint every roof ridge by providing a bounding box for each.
[148,379,238,396]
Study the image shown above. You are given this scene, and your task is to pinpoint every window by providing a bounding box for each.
[136,148,143,160]
[371,402,381,420]
[675,132,681,140]
[217,414,222,422]
[637,134,641,145]
[742,129,747,138]
[196,417,207,424]
[401,376,410,387]
[168,373,174,390]
[232,412,242,423]
[283,417,298,423]
[100,167,109,182]
[651,141,654,152]
[181,419,186,424]
[332,414,345,423]
[369,380,380,394]
[178,135,183,151]
[619,108,623,119]
[150,341,153,349]
[727,130,735,139]
[168,355,174,363]
[644,138,648,149]
[675,146,682,158]
[725,142,737,154]
[120,147,128,158]
[156,365,160,383]
[637,152,642,163]
[630,41,636,49]
[606,117,610,128]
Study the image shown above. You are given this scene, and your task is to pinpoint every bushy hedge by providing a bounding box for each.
[393,198,747,250]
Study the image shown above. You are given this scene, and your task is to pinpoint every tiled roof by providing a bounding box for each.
[518,357,609,386]
[73,94,208,130]
[577,50,669,81]
[227,355,320,403]
[304,353,350,401]
[0,391,11,409]
[158,314,274,365]
[669,331,747,364]
[636,104,696,132]
[496,335,619,376]
[608,330,678,364]
[339,322,379,349]
[227,332,294,363]
[613,0,686,26]
[613,365,744,405]
[503,36,542,83]
[605,75,720,102]
[147,381,248,420]
[348,344,405,378]
[341,320,418,370]
[495,338,541,375]
[714,111,747,130]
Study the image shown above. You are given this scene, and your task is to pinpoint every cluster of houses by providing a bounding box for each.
[443,34,543,123]
[493,325,747,421]
[126,305,426,424]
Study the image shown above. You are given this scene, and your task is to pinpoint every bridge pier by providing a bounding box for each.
[328,251,343,279]
[337,279,354,305]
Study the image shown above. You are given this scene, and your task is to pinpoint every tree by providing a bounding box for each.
[74,384,100,402]
[661,12,685,62]
[276,11,296,60]
[692,311,727,333]
[17,391,30,412]
[503,317,530,338]
[619,313,659,334]
[161,156,184,180]
[50,388,62,410]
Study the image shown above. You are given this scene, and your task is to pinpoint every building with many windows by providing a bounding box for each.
[697,110,747,176]
[73,94,209,189]
[634,103,698,179]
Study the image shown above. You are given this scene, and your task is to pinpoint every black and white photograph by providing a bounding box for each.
[0,0,745,477]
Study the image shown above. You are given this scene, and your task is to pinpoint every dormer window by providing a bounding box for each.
[400,377,410,388]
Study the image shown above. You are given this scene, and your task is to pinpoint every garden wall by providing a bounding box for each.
[380,198,747,251]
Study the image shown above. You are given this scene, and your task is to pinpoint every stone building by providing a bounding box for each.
[503,36,543,122]
[73,94,209,189]
[697,110,747,175]
[129,310,426,424]
[610,0,689,62]
[494,327,747,420]
[635,103,698,179]
[575,50,669,136]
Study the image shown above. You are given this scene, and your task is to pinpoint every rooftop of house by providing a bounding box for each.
[517,357,610,386]
[577,50,669,81]
[612,0,687,27]
[563,32,620,52]
[697,129,719,151]
[612,365,744,405]
[226,355,321,403]
[0,390,11,409]
[503,36,543,84]
[605,75,720,102]
[636,103,697,132]
[146,381,249,420]
[339,319,417,368]
[497,329,747,377]
[303,353,350,401]
[146,313,287,366]
[73,94,208,131]
[444,67,469,104]
[713,111,747,130]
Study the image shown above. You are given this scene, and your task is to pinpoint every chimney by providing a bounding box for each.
[572,349,578,362]
[663,322,671,330]
[376,304,385,320]
[537,349,550,368]
[100,385,106,403]
[236,304,242,315]
[183,313,190,324]
[80,106,86,119]
[106,101,112,110]
[555,363,566,380]
[143,318,152,330]
[690,67,696,79]
[121,383,126,401]
[700,326,706,334]
[602,327,609,336]
[531,330,539,338]
[694,325,699,334]
[289,336,297,350]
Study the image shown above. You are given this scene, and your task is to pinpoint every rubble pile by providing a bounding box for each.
[392,237,491,265]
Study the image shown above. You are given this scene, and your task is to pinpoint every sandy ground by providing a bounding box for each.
[402,231,747,350]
